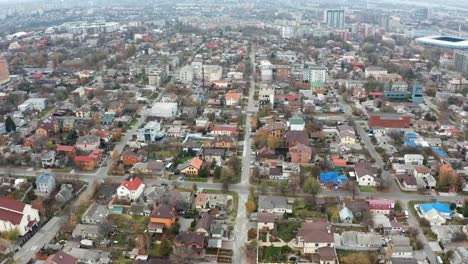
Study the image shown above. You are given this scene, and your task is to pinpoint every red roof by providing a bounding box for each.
[0,196,26,212]
[120,177,143,191]
[368,91,384,96]
[332,158,347,167]
[212,126,239,134]
[31,72,43,79]
[74,156,93,162]
[368,199,395,210]
[56,145,75,152]
[0,208,23,225]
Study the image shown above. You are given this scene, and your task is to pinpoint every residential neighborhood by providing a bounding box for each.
[0,0,467,264]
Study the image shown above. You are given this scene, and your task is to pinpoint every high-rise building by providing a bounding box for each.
[324,9,345,28]
[414,8,428,21]
[454,50,468,74]
[0,57,9,85]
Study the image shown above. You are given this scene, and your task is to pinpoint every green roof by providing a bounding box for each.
[289,116,305,125]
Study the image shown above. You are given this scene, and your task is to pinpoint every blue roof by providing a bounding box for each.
[419,202,451,214]
[405,133,417,139]
[36,173,55,183]
[320,172,348,186]
[432,147,448,157]
[405,141,417,147]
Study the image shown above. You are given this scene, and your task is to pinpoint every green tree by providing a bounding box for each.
[303,177,321,198]
[160,237,173,256]
[5,116,16,132]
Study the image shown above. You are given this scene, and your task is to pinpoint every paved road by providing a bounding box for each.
[232,45,257,264]
[401,201,437,263]
[13,217,64,263]
[337,94,399,193]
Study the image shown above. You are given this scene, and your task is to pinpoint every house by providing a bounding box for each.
[414,166,436,189]
[339,231,383,249]
[339,207,354,224]
[320,172,348,187]
[177,157,204,176]
[0,197,40,236]
[194,193,228,211]
[81,202,109,224]
[416,202,451,225]
[284,130,309,148]
[368,113,411,128]
[194,213,213,236]
[202,148,226,164]
[288,116,305,131]
[121,150,140,165]
[448,247,468,264]
[41,151,56,168]
[72,224,104,240]
[128,204,151,217]
[258,147,276,159]
[396,174,418,191]
[36,122,59,136]
[62,247,110,264]
[62,118,75,132]
[56,145,76,158]
[149,204,177,232]
[431,225,465,245]
[372,213,392,235]
[296,220,336,263]
[45,250,77,264]
[368,199,395,215]
[107,100,125,114]
[212,135,237,150]
[289,143,313,164]
[55,184,74,203]
[174,231,205,252]
[137,121,164,142]
[339,131,356,145]
[131,161,166,176]
[117,176,145,201]
[74,156,97,171]
[391,236,413,258]
[35,173,56,195]
[259,124,285,141]
[355,162,379,186]
[345,200,369,216]
[75,135,101,152]
[210,125,239,137]
[225,92,240,106]
[404,154,424,165]
[258,195,293,215]
[257,212,275,231]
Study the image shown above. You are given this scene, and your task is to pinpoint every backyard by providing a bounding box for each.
[258,246,295,263]
[275,220,302,242]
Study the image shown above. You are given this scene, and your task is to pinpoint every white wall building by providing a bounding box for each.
[0,197,40,236]
[116,177,145,201]
[18,98,47,112]
[150,102,178,118]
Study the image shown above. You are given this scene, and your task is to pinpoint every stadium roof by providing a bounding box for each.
[416,36,468,49]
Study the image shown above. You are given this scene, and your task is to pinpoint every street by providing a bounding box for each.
[232,45,257,264]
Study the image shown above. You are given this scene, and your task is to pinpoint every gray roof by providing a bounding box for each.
[258,195,292,211]
[339,207,354,220]
[82,202,109,223]
[341,231,383,247]
[390,257,418,264]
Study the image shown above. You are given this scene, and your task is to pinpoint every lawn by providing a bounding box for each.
[337,249,379,264]
[169,175,208,182]
[326,205,340,223]
[293,200,325,219]
[258,246,293,263]
[359,186,377,193]
[275,220,302,242]
[110,214,149,234]
[150,242,161,256]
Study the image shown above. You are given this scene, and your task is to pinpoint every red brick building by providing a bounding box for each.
[368,114,411,128]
